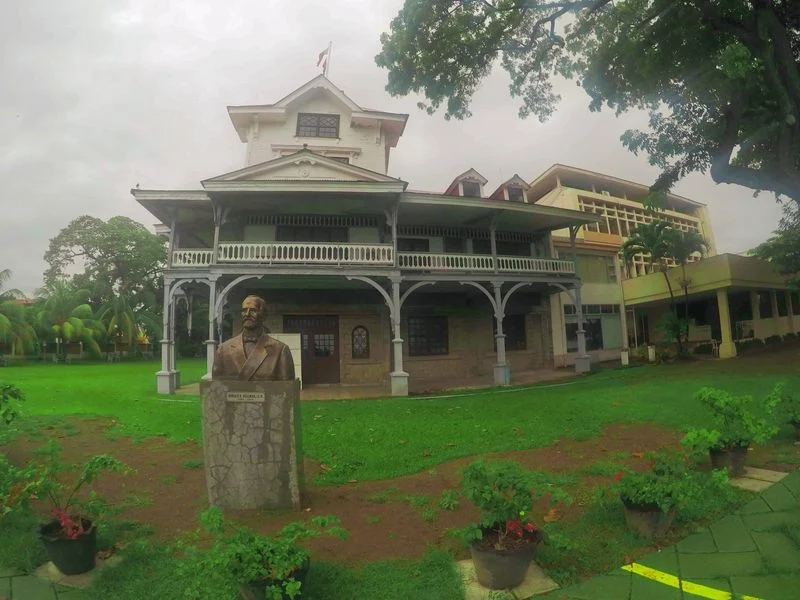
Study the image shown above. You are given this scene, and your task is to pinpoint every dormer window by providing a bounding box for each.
[297,113,339,138]
[507,186,525,203]
[461,181,481,197]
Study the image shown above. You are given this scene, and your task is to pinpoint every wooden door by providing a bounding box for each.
[282,315,340,384]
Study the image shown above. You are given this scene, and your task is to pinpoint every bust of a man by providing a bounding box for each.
[212,295,295,381]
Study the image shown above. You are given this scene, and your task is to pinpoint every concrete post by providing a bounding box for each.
[169,291,179,388]
[492,282,510,385]
[157,280,175,394]
[490,223,498,273]
[716,289,737,358]
[203,280,217,381]
[389,278,408,396]
[574,284,591,373]
[749,290,761,339]
[614,254,629,365]
[770,290,781,335]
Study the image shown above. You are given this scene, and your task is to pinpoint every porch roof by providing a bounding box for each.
[622,254,792,307]
[399,192,600,233]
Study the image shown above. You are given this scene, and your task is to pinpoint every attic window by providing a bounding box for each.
[507,186,525,203]
[461,181,481,197]
[297,113,339,138]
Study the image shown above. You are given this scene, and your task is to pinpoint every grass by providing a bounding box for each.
[2,359,207,442]
[4,356,800,481]
[181,459,204,470]
[87,540,464,600]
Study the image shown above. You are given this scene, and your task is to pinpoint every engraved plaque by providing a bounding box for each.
[226,391,265,403]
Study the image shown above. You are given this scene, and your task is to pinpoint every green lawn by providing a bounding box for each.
[3,355,799,482]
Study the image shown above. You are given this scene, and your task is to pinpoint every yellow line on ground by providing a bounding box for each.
[621,563,762,600]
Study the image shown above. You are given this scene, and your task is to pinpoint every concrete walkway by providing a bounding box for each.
[553,469,800,600]
[0,568,88,600]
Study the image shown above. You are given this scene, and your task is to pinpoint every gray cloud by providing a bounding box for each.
[0,0,783,295]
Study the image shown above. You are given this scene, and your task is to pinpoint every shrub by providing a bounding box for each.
[736,338,765,353]
[0,383,24,426]
[764,334,783,345]
[177,508,346,600]
[613,451,729,513]
[770,382,800,425]
[456,459,571,548]
[682,386,780,454]
[693,343,713,355]
[785,332,799,340]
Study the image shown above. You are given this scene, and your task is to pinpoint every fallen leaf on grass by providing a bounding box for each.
[422,449,431,457]
[319,464,329,472]
[543,508,562,523]
[631,452,645,458]
[398,440,407,445]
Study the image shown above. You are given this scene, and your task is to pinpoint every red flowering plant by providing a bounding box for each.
[37,451,130,539]
[456,459,571,551]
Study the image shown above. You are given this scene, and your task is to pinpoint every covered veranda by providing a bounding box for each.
[622,254,799,357]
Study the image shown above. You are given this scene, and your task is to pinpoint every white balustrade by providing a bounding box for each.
[398,252,575,274]
[496,256,576,274]
[217,242,394,265]
[397,252,495,271]
[171,249,213,267]
[172,244,575,275]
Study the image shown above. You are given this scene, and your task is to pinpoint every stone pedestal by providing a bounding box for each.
[156,370,176,394]
[574,355,591,374]
[201,379,303,510]
[620,349,629,366]
[390,371,409,397]
[493,364,511,385]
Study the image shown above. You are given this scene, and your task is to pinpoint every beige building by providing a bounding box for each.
[526,164,719,364]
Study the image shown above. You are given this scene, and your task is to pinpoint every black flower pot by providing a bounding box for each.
[709,447,729,471]
[728,445,748,477]
[792,421,800,442]
[38,518,97,575]
[621,497,675,538]
[469,528,539,590]
[239,557,311,600]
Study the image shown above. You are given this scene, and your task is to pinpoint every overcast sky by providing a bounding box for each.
[0,0,784,296]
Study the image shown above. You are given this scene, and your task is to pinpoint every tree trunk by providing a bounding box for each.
[681,263,691,355]
[661,266,683,355]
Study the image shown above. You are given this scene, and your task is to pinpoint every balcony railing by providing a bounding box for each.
[172,249,213,267]
[170,245,575,275]
[397,252,494,271]
[217,242,394,265]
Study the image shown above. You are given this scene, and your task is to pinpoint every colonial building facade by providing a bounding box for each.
[133,75,597,396]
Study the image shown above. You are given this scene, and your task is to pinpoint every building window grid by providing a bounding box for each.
[578,198,701,278]
[351,326,370,359]
[296,113,340,138]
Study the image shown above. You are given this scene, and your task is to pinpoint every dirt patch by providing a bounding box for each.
[4,419,683,566]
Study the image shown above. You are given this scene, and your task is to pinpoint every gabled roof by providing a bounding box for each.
[489,174,530,200]
[444,168,489,196]
[201,148,405,185]
[227,75,408,146]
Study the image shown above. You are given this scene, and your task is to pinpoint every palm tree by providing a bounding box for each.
[665,229,708,347]
[622,220,683,354]
[35,281,105,358]
[98,292,160,348]
[0,269,23,301]
[0,269,36,356]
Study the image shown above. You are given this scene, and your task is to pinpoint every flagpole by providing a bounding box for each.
[325,41,332,77]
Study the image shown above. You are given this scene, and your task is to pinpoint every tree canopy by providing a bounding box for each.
[376,0,800,200]
[752,202,800,286]
[43,216,166,309]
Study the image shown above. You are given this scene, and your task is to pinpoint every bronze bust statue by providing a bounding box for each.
[212,295,295,381]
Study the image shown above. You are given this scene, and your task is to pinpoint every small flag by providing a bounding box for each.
[317,47,329,69]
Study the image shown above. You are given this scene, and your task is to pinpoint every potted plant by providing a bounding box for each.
[36,454,129,575]
[682,386,780,476]
[772,382,800,441]
[456,459,570,591]
[178,508,347,600]
[613,451,721,538]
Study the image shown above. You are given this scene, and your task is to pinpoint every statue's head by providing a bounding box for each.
[240,295,267,332]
